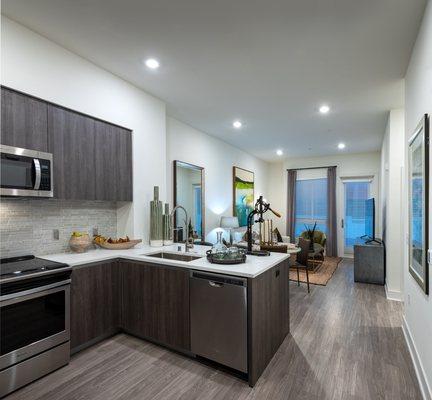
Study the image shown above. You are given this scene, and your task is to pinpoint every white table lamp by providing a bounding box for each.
[220,216,240,244]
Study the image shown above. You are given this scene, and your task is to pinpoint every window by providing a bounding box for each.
[295,178,327,237]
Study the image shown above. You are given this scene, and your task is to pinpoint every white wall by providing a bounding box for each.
[166,117,269,243]
[268,152,381,256]
[403,1,432,397]
[1,16,167,243]
[380,109,405,301]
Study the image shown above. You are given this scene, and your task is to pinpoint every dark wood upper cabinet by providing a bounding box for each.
[94,121,133,201]
[115,127,133,201]
[2,87,133,201]
[70,261,120,353]
[48,105,96,199]
[121,261,190,351]
[1,87,48,152]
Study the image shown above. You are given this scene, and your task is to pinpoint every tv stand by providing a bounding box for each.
[354,238,385,285]
[365,238,382,245]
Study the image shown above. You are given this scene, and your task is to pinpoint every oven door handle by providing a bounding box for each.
[33,158,41,190]
[0,279,71,303]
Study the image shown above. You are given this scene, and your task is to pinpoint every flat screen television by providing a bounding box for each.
[364,198,378,243]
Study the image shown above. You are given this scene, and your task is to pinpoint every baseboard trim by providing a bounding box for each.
[385,284,403,301]
[402,316,432,400]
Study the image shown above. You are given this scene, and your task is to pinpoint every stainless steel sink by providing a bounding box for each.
[144,252,202,262]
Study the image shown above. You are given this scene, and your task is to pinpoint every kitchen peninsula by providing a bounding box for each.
[42,245,290,387]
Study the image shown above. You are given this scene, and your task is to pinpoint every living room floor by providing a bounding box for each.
[7,259,421,400]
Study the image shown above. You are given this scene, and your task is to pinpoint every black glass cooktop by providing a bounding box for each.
[0,255,69,278]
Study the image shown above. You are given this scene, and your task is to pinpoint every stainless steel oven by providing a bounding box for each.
[0,144,53,197]
[0,268,71,397]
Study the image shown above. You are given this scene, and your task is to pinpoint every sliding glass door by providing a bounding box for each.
[343,180,370,253]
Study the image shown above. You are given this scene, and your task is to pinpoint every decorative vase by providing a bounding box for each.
[69,232,91,253]
[150,186,163,246]
[163,203,173,245]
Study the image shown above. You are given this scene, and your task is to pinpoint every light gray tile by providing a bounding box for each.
[0,198,117,257]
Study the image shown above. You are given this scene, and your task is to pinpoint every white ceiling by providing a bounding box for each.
[2,0,426,161]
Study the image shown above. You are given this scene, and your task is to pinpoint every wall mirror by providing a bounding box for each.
[173,160,205,242]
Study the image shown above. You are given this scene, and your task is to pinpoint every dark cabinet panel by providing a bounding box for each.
[1,87,48,152]
[94,121,117,201]
[248,260,290,386]
[115,127,133,201]
[70,261,120,352]
[94,121,132,201]
[121,261,190,351]
[48,106,96,199]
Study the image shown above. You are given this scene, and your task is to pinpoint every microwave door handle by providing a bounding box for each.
[33,158,41,190]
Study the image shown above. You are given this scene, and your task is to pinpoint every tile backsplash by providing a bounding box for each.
[0,199,117,258]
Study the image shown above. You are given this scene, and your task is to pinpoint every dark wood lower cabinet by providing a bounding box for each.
[248,260,290,386]
[70,261,120,352]
[121,261,190,352]
[69,258,289,387]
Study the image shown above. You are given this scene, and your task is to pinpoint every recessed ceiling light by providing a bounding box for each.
[319,104,330,114]
[145,58,160,69]
[233,120,242,129]
[338,142,346,150]
[276,149,283,156]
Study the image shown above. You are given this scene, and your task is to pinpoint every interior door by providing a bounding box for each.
[342,180,371,254]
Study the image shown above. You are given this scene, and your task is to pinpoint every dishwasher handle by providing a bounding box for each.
[191,271,247,287]
[209,280,223,288]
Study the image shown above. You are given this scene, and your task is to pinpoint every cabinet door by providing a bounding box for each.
[48,105,96,199]
[94,121,132,201]
[1,87,48,151]
[121,261,190,351]
[94,121,117,200]
[70,261,120,352]
[115,127,132,201]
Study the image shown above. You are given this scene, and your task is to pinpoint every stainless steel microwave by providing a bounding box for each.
[0,145,53,197]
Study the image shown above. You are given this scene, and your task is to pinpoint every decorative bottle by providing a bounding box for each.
[163,203,173,245]
[150,186,163,246]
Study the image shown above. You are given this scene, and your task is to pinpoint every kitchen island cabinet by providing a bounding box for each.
[52,245,290,386]
[121,261,190,351]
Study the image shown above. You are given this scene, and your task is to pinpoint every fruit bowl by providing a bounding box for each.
[93,235,142,250]
[96,239,142,250]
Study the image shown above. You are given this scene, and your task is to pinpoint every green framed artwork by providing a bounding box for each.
[233,166,254,227]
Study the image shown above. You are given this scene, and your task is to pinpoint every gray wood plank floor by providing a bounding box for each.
[7,259,422,400]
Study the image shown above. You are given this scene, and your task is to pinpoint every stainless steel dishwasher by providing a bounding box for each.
[190,271,247,373]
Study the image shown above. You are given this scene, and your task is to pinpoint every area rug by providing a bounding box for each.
[289,256,342,286]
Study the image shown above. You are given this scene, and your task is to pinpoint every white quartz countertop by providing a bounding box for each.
[39,244,290,278]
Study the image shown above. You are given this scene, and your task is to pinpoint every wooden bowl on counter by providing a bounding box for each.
[94,239,142,250]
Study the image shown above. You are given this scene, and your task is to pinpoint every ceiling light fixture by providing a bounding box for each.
[338,142,346,150]
[145,58,160,69]
[276,149,283,156]
[319,104,330,114]
[233,120,242,129]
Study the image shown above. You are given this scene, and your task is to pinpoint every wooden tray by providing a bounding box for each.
[95,239,142,250]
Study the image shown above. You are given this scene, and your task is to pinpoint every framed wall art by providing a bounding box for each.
[233,166,254,227]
